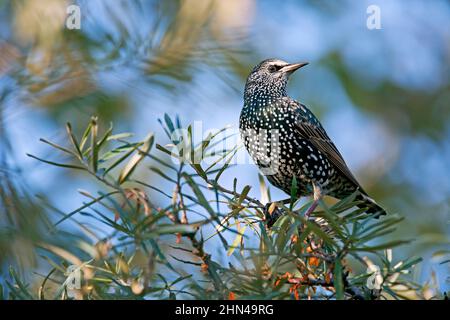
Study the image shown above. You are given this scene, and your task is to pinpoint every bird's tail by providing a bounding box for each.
[356,193,387,218]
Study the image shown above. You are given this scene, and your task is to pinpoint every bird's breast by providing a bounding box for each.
[239,101,336,195]
[239,103,301,175]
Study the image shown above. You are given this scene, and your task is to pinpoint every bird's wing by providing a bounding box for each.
[293,102,367,194]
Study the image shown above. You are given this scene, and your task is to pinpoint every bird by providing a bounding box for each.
[239,58,386,222]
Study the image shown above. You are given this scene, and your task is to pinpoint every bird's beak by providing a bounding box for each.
[281,62,309,74]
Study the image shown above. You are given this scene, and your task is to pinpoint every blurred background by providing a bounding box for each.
[0,0,449,294]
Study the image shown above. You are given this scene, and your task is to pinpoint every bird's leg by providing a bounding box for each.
[264,196,304,227]
[264,198,292,212]
[304,183,322,219]
[263,199,290,228]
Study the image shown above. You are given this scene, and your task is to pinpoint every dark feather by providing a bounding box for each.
[294,102,367,195]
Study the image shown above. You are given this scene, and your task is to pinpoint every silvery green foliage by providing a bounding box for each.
[2,116,429,300]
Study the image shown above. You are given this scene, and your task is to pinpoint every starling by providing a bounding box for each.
[239,58,386,219]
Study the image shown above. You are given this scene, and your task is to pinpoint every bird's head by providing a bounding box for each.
[244,58,308,105]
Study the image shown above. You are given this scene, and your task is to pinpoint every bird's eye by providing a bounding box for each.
[268,65,282,73]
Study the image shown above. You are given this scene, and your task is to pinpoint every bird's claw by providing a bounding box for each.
[263,202,285,228]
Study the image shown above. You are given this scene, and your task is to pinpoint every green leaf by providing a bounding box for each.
[54,191,119,226]
[79,121,92,151]
[26,153,86,171]
[103,143,142,176]
[303,219,338,248]
[200,126,231,152]
[192,163,207,180]
[314,202,346,240]
[330,190,360,213]
[90,116,99,172]
[156,143,181,161]
[290,176,298,211]
[394,257,423,271]
[148,154,178,172]
[357,228,397,243]
[227,224,247,256]
[118,133,154,184]
[214,149,237,183]
[100,143,140,162]
[107,132,134,141]
[66,122,82,158]
[358,216,404,238]
[132,179,173,199]
[237,185,251,206]
[96,122,113,151]
[206,260,226,297]
[39,138,78,157]
[205,146,237,175]
[259,222,274,253]
[334,259,344,300]
[274,215,293,252]
[350,239,411,252]
[153,223,199,235]
[149,166,177,183]
[164,113,176,135]
[170,275,193,287]
[9,266,34,299]
[183,173,216,218]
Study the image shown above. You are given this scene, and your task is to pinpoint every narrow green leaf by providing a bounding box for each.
[170,275,193,287]
[27,153,86,171]
[99,143,139,162]
[149,166,177,183]
[290,176,298,211]
[183,173,216,218]
[9,266,34,299]
[330,190,360,213]
[192,163,207,180]
[96,122,113,152]
[164,113,175,134]
[90,116,99,172]
[66,122,82,158]
[227,225,247,256]
[153,223,199,235]
[357,227,397,243]
[334,259,344,300]
[395,257,423,271]
[118,133,154,184]
[214,150,236,183]
[107,132,134,141]
[79,121,92,151]
[39,138,78,157]
[359,216,404,237]
[205,146,237,174]
[148,154,178,172]
[54,191,119,226]
[156,143,181,161]
[350,240,411,252]
[303,219,337,248]
[103,143,141,176]
[274,215,293,252]
[158,118,172,139]
[238,185,251,205]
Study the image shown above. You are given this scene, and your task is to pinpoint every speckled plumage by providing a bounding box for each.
[239,59,386,216]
